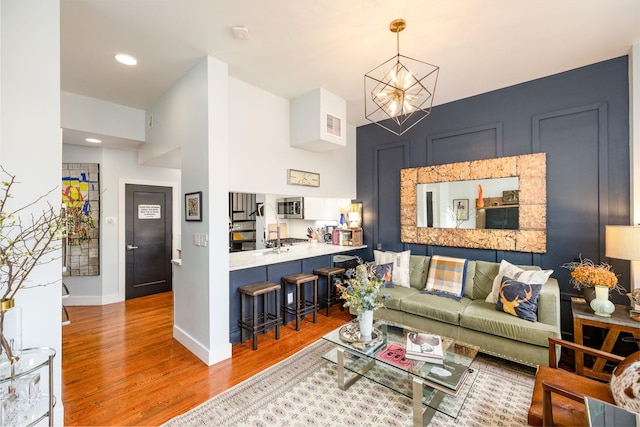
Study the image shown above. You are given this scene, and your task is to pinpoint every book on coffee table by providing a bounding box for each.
[422,360,473,396]
[405,332,444,365]
[376,344,422,370]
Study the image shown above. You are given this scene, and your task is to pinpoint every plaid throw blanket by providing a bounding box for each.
[422,255,468,300]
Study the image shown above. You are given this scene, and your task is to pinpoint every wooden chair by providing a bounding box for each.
[527,336,625,426]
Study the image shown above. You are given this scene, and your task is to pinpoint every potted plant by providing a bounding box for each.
[0,166,63,362]
[336,263,390,340]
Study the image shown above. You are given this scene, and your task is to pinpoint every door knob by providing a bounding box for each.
[127,244,139,250]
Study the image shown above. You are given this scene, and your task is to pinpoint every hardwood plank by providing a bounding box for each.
[62,291,351,426]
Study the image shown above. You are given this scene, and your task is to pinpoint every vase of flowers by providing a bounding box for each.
[336,263,390,340]
[591,285,616,317]
[562,256,624,316]
[0,167,63,363]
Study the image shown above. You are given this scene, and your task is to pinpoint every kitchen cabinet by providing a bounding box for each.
[304,197,350,221]
[304,197,326,220]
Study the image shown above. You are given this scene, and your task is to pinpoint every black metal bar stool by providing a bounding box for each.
[313,266,345,316]
[281,273,318,331]
[238,281,281,350]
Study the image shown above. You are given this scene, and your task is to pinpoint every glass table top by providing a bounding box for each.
[322,319,480,419]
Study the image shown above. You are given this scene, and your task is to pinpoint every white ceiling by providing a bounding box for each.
[61,0,640,146]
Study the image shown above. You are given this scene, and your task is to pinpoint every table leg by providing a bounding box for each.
[336,348,375,391]
[573,317,584,373]
[412,377,440,427]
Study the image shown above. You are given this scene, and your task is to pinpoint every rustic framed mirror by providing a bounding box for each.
[400,153,546,253]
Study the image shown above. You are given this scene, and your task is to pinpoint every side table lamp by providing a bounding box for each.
[605,225,640,321]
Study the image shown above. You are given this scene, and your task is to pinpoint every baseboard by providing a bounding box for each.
[65,294,122,306]
[173,325,232,366]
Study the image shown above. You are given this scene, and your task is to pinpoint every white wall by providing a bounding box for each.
[0,0,63,420]
[228,78,357,199]
[62,91,145,141]
[62,144,181,304]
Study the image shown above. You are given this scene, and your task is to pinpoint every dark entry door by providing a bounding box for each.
[125,184,173,299]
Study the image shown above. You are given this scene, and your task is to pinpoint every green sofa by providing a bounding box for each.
[373,255,561,367]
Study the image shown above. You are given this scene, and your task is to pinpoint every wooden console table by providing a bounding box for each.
[571,297,640,381]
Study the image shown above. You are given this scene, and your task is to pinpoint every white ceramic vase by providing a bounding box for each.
[590,285,615,317]
[358,310,374,340]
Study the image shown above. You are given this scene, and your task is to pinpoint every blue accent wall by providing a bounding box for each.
[356,56,631,338]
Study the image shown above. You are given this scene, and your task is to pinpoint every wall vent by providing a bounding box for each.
[290,88,347,152]
[326,114,342,138]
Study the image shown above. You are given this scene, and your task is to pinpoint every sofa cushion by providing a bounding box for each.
[372,262,394,287]
[379,286,420,311]
[485,260,551,304]
[495,276,542,322]
[374,250,411,287]
[400,293,472,325]
[460,300,558,347]
[462,260,476,299]
[409,255,430,290]
[472,261,499,300]
[423,256,468,300]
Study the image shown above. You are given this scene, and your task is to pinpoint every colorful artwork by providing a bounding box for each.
[62,163,100,276]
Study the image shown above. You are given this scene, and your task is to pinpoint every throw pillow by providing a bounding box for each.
[485,260,553,304]
[372,262,394,287]
[373,250,411,287]
[422,256,468,301]
[495,276,542,322]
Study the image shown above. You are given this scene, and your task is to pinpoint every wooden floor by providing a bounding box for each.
[62,291,352,426]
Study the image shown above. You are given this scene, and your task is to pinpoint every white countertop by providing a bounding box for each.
[229,243,367,271]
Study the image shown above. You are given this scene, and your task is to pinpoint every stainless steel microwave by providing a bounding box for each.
[277,197,304,219]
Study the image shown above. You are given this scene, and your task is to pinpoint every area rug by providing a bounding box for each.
[164,340,536,426]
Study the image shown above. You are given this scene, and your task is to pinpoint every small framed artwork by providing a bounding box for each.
[453,199,469,221]
[185,191,202,221]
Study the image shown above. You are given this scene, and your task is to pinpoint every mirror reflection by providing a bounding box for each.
[417,177,519,229]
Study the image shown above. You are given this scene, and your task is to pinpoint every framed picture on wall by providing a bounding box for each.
[185,191,202,221]
[453,199,469,221]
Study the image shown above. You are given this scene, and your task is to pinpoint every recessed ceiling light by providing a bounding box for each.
[85,138,102,144]
[115,53,137,66]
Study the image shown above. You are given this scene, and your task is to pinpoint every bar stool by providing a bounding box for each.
[281,273,318,331]
[238,281,281,350]
[313,266,346,316]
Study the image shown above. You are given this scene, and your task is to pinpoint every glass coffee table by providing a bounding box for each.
[322,319,479,427]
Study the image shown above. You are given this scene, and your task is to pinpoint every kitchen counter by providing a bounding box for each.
[229,243,367,271]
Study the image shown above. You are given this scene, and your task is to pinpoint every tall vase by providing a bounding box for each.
[590,286,615,317]
[0,299,22,363]
[358,310,374,341]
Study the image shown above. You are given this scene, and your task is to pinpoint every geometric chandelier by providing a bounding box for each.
[364,19,439,136]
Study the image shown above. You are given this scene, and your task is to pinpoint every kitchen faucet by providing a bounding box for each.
[258,203,281,253]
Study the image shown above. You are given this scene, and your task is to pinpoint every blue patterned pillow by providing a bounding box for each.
[496,276,542,322]
[373,263,394,288]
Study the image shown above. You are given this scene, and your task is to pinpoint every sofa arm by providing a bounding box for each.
[537,277,561,332]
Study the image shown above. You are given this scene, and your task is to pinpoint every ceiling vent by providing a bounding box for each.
[290,88,346,152]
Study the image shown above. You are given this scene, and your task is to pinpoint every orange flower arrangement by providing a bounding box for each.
[570,265,618,288]
[562,256,625,293]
